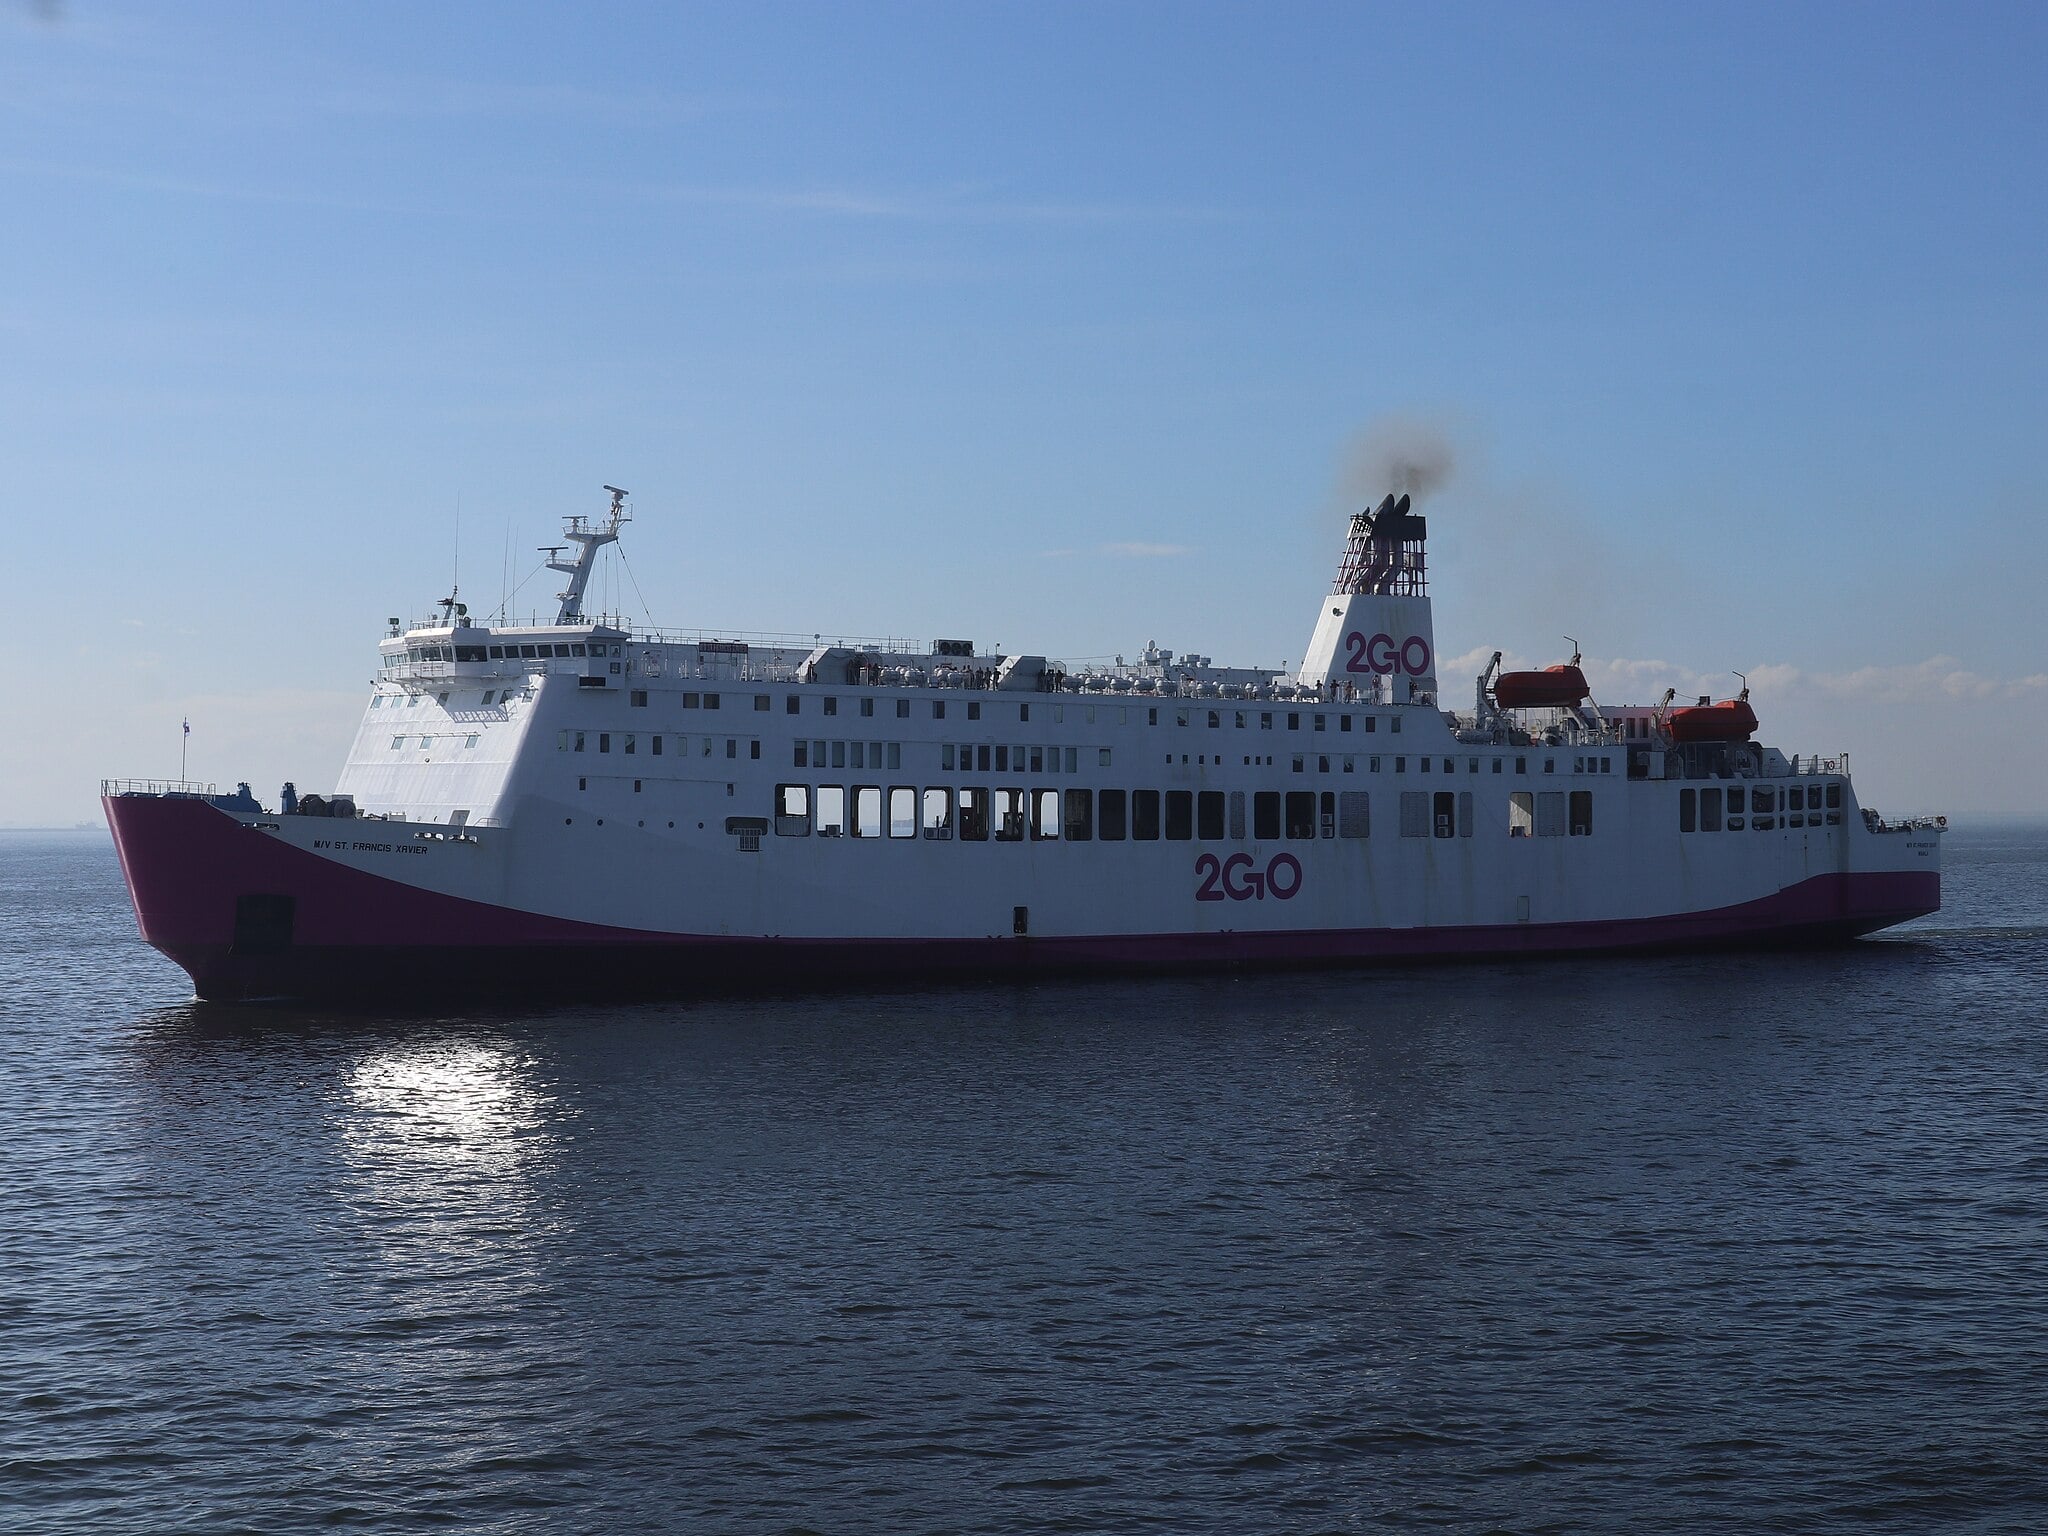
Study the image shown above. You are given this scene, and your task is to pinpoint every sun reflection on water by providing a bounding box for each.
[337,1035,572,1268]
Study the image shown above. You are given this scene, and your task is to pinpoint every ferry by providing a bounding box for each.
[104,486,1942,1001]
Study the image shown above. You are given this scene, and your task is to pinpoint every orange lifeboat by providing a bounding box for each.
[1666,698,1758,743]
[1493,665,1589,710]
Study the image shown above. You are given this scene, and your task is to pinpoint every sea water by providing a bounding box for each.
[2,827,2045,1533]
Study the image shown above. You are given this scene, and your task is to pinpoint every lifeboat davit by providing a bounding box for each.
[1666,698,1759,743]
[1493,665,1590,710]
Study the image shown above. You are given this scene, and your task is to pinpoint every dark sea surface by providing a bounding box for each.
[3,827,2047,1535]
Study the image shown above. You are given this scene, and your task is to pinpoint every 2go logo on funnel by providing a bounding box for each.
[1343,631,1432,676]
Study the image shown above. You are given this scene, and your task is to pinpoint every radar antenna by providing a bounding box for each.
[546,485,633,624]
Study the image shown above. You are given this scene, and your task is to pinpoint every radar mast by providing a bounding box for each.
[546,485,631,624]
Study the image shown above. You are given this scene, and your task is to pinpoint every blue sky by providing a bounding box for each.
[4,0,2044,821]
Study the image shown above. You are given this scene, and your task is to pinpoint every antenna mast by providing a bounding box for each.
[546,485,632,624]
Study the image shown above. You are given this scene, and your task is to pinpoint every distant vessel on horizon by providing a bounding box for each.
[104,483,1942,1002]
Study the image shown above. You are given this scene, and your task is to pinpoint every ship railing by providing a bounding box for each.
[101,778,220,799]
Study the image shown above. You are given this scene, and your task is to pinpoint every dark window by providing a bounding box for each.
[1285,791,1315,840]
[1132,790,1161,840]
[1680,788,1696,832]
[933,701,946,720]
[599,733,611,753]
[1099,788,1128,841]
[750,741,761,760]
[1198,790,1226,840]
[1570,790,1593,836]
[682,692,699,708]
[755,694,771,712]
[977,745,991,772]
[861,698,875,718]
[1020,704,1030,722]
[1320,791,1336,839]
[786,695,800,714]
[705,694,720,710]
[897,699,911,719]
[1434,791,1456,838]
[652,736,663,756]
[1728,785,1746,815]
[1288,712,1300,730]
[1254,791,1281,840]
[1064,788,1093,841]
[1165,790,1193,840]
[967,702,980,721]
[824,697,838,716]
[958,787,989,841]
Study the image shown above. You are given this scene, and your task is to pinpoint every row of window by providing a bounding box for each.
[392,641,625,666]
[557,731,766,761]
[651,688,1418,736]
[766,785,1593,844]
[1680,783,1842,832]
[389,734,481,751]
